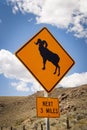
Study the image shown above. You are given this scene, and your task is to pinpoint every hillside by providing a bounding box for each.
[0,84,87,130]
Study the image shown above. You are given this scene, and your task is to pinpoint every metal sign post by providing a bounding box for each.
[44,91,50,130]
[46,118,50,130]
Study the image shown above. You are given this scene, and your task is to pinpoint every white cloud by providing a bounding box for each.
[11,81,29,92]
[7,0,44,15]
[0,49,87,92]
[36,0,78,28]
[79,0,87,14]
[59,72,87,88]
[28,18,33,23]
[0,49,30,82]
[7,0,87,39]
[12,5,19,14]
[0,49,41,92]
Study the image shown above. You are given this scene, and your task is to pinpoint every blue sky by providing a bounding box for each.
[0,0,87,96]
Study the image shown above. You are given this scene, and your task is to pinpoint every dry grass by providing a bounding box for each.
[0,85,87,129]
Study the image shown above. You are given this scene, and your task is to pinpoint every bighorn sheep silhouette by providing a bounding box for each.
[35,38,60,76]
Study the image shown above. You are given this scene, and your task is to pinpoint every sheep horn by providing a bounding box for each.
[43,40,48,48]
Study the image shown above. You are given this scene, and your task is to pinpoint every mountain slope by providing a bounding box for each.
[0,84,87,130]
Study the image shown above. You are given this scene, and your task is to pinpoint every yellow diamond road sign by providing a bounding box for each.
[15,27,75,93]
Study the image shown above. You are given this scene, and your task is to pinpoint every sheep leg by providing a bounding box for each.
[54,66,57,74]
[42,59,46,70]
[58,65,60,76]
[54,65,60,76]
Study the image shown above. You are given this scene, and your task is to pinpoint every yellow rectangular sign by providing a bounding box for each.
[36,97,60,118]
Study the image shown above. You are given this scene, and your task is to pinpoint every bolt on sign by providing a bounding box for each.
[36,97,60,118]
[15,27,75,93]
